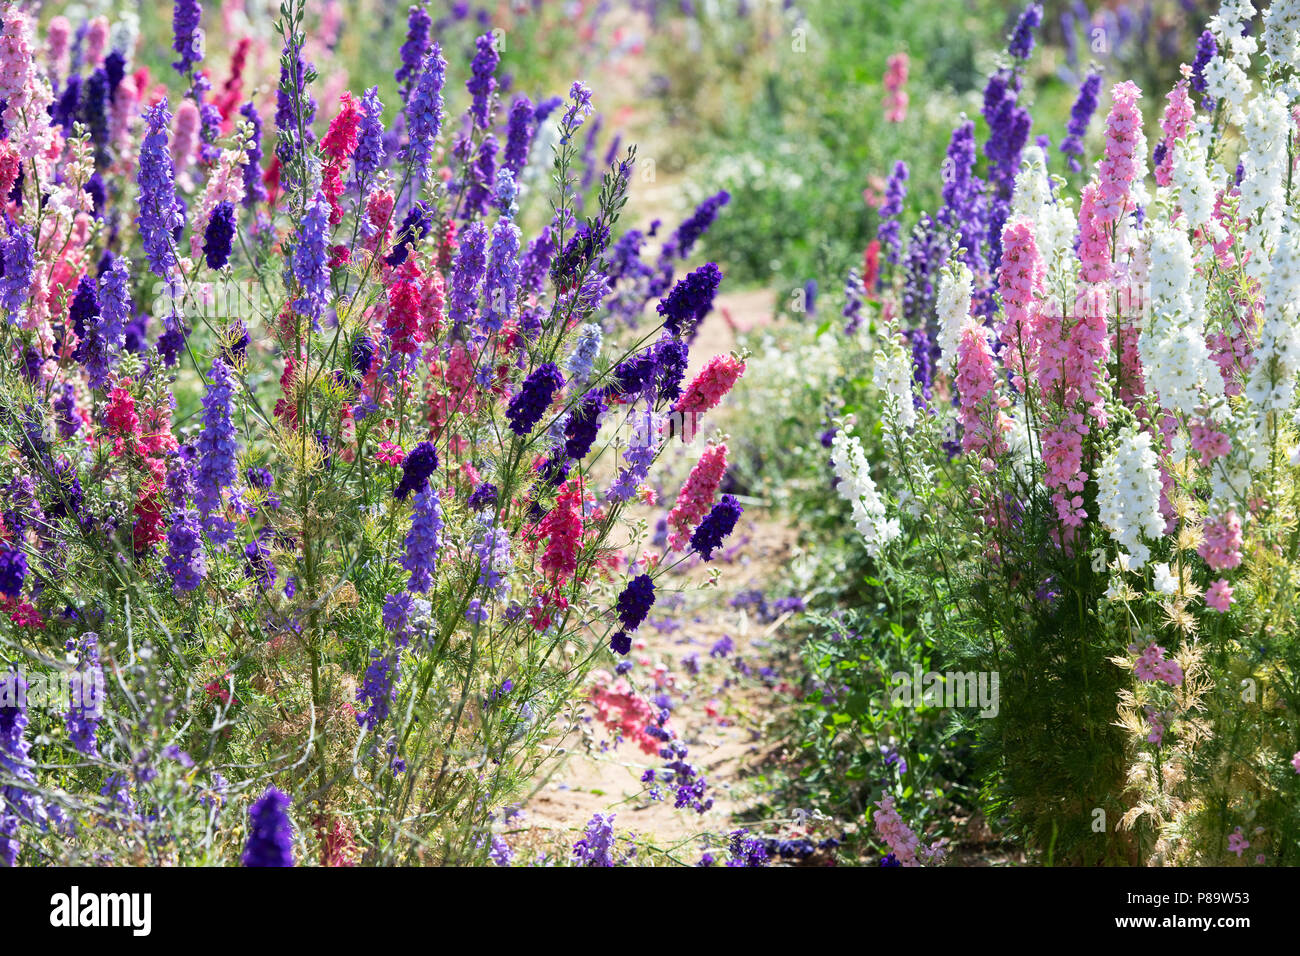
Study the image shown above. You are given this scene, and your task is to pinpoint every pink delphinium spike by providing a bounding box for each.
[1095,80,1145,224]
[997,217,1044,394]
[666,443,728,551]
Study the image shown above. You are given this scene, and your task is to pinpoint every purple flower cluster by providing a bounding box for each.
[395,4,432,93]
[572,812,616,866]
[616,573,656,632]
[405,45,447,182]
[506,363,564,436]
[354,87,387,183]
[164,508,207,593]
[194,357,239,525]
[877,161,909,265]
[203,201,236,270]
[691,495,743,559]
[357,647,402,730]
[292,193,330,321]
[242,786,295,867]
[239,102,267,207]
[448,220,488,329]
[466,33,500,130]
[1007,3,1042,61]
[0,544,26,600]
[1060,71,1100,174]
[137,100,184,279]
[0,222,34,319]
[403,486,443,593]
[64,632,102,756]
[657,262,722,338]
[607,407,661,503]
[394,441,438,501]
[503,94,536,176]
[171,0,204,76]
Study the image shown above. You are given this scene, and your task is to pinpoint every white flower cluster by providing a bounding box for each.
[1205,0,1258,125]
[936,260,973,373]
[1171,132,1226,244]
[830,425,900,558]
[1262,0,1300,71]
[1096,426,1167,567]
[873,323,917,433]
[1242,225,1300,471]
[1238,90,1291,282]
[1011,150,1076,292]
[1140,218,1223,419]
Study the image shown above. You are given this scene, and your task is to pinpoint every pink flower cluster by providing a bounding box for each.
[675,354,746,418]
[883,53,908,123]
[1189,420,1230,466]
[1154,79,1193,187]
[1198,511,1243,571]
[1095,80,1144,224]
[588,675,663,756]
[873,796,944,866]
[1205,578,1233,613]
[997,218,1044,393]
[666,444,728,551]
[1134,643,1184,686]
[1035,290,1109,529]
[955,322,1010,462]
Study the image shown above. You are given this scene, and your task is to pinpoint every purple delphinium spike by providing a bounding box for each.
[462,133,499,220]
[1190,30,1216,110]
[292,193,330,321]
[572,812,617,866]
[1060,71,1100,174]
[69,274,101,378]
[164,507,206,593]
[395,4,432,94]
[563,390,606,461]
[615,573,656,633]
[565,323,602,388]
[405,44,447,184]
[877,161,909,266]
[482,175,521,331]
[1,669,40,866]
[137,99,184,279]
[242,786,295,867]
[203,201,236,269]
[506,363,564,436]
[0,221,34,320]
[936,121,986,277]
[394,441,438,501]
[354,86,387,184]
[1007,3,1042,61]
[466,33,500,130]
[193,357,238,526]
[238,101,267,208]
[357,646,402,729]
[448,219,488,330]
[95,253,130,387]
[403,486,443,593]
[503,94,536,176]
[560,82,595,142]
[691,495,743,559]
[607,406,662,503]
[657,262,722,338]
[65,632,103,756]
[172,0,204,76]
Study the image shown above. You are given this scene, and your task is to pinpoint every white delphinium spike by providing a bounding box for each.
[1140,217,1222,418]
[936,260,973,374]
[830,425,900,558]
[1096,425,1167,568]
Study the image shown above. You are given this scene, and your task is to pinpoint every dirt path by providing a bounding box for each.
[512,291,830,863]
